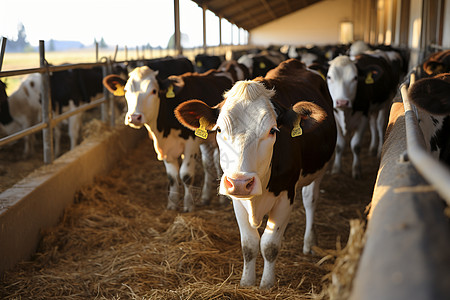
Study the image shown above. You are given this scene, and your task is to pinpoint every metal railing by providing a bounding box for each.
[0,40,117,163]
[400,73,450,206]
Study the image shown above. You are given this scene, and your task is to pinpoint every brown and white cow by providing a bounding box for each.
[103,67,233,212]
[327,53,397,178]
[175,59,337,288]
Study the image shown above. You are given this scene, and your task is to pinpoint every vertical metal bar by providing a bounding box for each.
[113,45,118,61]
[202,5,207,53]
[39,40,54,164]
[174,0,182,55]
[219,16,222,48]
[101,62,110,124]
[0,37,7,71]
[125,46,128,61]
[96,42,99,62]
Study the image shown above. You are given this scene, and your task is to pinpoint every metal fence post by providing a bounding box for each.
[39,40,54,164]
[0,37,7,71]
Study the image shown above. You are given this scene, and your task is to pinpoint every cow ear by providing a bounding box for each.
[103,75,127,96]
[278,101,327,136]
[423,61,445,76]
[409,74,450,115]
[175,99,219,131]
[160,76,184,98]
[361,65,384,85]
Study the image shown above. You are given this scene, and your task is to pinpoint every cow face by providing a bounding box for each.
[103,67,160,129]
[327,56,358,109]
[175,80,327,200]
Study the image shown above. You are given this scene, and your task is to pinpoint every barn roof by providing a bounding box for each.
[190,0,323,31]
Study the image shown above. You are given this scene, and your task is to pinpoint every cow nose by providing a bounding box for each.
[336,99,350,108]
[128,113,142,124]
[224,175,255,196]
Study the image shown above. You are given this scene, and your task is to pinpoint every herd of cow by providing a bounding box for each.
[1,42,449,289]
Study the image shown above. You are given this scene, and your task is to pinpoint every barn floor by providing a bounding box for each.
[0,129,379,299]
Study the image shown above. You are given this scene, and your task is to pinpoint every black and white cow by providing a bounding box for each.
[103,67,234,212]
[218,60,250,82]
[126,56,194,80]
[0,74,42,157]
[175,59,337,288]
[194,54,224,73]
[327,53,397,178]
[237,50,287,78]
[408,73,450,166]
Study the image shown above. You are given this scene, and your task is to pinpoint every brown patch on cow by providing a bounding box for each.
[263,243,279,263]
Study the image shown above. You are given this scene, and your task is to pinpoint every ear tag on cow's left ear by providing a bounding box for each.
[195,117,208,139]
[291,118,303,137]
[365,72,374,84]
[113,83,125,96]
[166,85,175,98]
[196,61,203,67]
[259,62,266,69]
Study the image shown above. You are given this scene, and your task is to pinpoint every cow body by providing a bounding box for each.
[237,50,286,78]
[327,53,396,178]
[104,67,233,212]
[175,59,337,288]
[0,74,42,157]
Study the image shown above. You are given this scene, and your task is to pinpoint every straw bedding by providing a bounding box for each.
[0,125,378,299]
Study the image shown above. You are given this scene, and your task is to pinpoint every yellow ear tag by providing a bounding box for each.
[365,72,374,84]
[291,118,303,137]
[113,83,125,96]
[196,61,203,67]
[166,85,175,98]
[259,62,266,69]
[318,70,326,81]
[195,117,208,139]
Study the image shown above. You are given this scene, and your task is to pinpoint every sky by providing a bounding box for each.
[1,0,246,49]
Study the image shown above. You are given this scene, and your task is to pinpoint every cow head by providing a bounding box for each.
[409,73,450,115]
[327,56,358,109]
[103,66,160,129]
[175,80,327,200]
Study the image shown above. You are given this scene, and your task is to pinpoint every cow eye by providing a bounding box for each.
[216,127,221,133]
[151,89,156,94]
[353,76,358,81]
[269,127,279,135]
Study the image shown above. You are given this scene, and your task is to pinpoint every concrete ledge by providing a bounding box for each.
[350,105,450,300]
[0,125,146,274]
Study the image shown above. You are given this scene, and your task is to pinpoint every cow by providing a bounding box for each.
[103,67,234,212]
[126,56,194,80]
[237,50,287,78]
[194,54,224,73]
[327,53,396,179]
[218,60,250,82]
[0,74,42,157]
[174,59,337,288]
[408,72,450,166]
[48,66,104,156]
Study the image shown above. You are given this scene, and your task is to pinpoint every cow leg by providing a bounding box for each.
[376,105,389,157]
[214,147,228,205]
[199,142,218,206]
[179,138,200,212]
[302,170,325,254]
[233,199,260,287]
[163,159,181,210]
[368,112,379,156]
[332,127,345,174]
[260,192,292,289]
[68,102,82,150]
[351,117,368,179]
[54,122,62,157]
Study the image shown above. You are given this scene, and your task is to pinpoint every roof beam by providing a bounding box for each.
[259,0,277,19]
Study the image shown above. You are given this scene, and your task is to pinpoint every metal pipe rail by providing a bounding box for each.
[400,83,450,206]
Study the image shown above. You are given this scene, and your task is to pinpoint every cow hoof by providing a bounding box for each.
[352,172,362,180]
[183,206,195,213]
[200,197,211,206]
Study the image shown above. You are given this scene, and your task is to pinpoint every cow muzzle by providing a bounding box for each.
[220,173,262,197]
[126,113,144,127]
[335,99,351,108]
